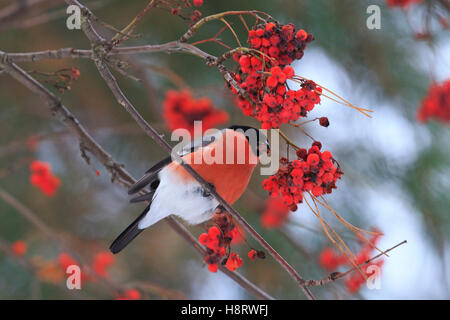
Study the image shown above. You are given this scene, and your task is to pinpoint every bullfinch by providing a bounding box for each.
[109,125,270,254]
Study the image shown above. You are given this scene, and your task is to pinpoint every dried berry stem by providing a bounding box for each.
[180,10,272,42]
[291,75,373,117]
[279,129,300,150]
[315,195,386,257]
[191,24,232,49]
[305,240,407,287]
[220,18,242,47]
[305,195,365,278]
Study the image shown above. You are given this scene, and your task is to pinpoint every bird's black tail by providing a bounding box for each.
[109,205,149,254]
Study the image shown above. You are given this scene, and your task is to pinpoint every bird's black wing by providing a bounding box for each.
[127,156,171,195]
[129,190,156,203]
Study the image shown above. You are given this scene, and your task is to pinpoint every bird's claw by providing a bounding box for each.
[201,182,215,198]
[215,204,226,214]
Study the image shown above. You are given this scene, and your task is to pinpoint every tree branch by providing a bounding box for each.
[5,48,93,62]
[3,42,250,101]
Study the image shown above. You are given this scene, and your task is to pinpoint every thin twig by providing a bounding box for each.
[179,10,272,42]
[111,0,156,45]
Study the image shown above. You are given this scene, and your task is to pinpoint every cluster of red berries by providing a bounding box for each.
[262,142,343,211]
[58,251,116,285]
[260,196,290,229]
[417,79,450,124]
[319,231,384,293]
[198,210,244,273]
[247,22,313,66]
[234,68,322,129]
[386,0,423,8]
[319,247,347,271]
[30,160,61,197]
[163,90,229,134]
[198,209,264,273]
[231,22,320,128]
[58,251,140,298]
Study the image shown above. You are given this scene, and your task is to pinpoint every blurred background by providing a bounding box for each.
[0,0,448,299]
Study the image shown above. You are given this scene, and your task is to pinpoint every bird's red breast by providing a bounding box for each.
[166,129,257,204]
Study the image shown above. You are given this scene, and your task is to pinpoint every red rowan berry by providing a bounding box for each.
[71,67,80,80]
[319,247,345,271]
[283,66,295,79]
[11,240,27,256]
[321,150,332,161]
[261,196,290,229]
[319,117,330,127]
[296,29,308,40]
[296,148,307,160]
[193,0,203,6]
[307,153,320,166]
[208,263,219,272]
[250,37,262,48]
[93,251,115,278]
[248,249,258,260]
[312,141,322,150]
[265,22,276,31]
[225,253,243,271]
[30,160,61,196]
